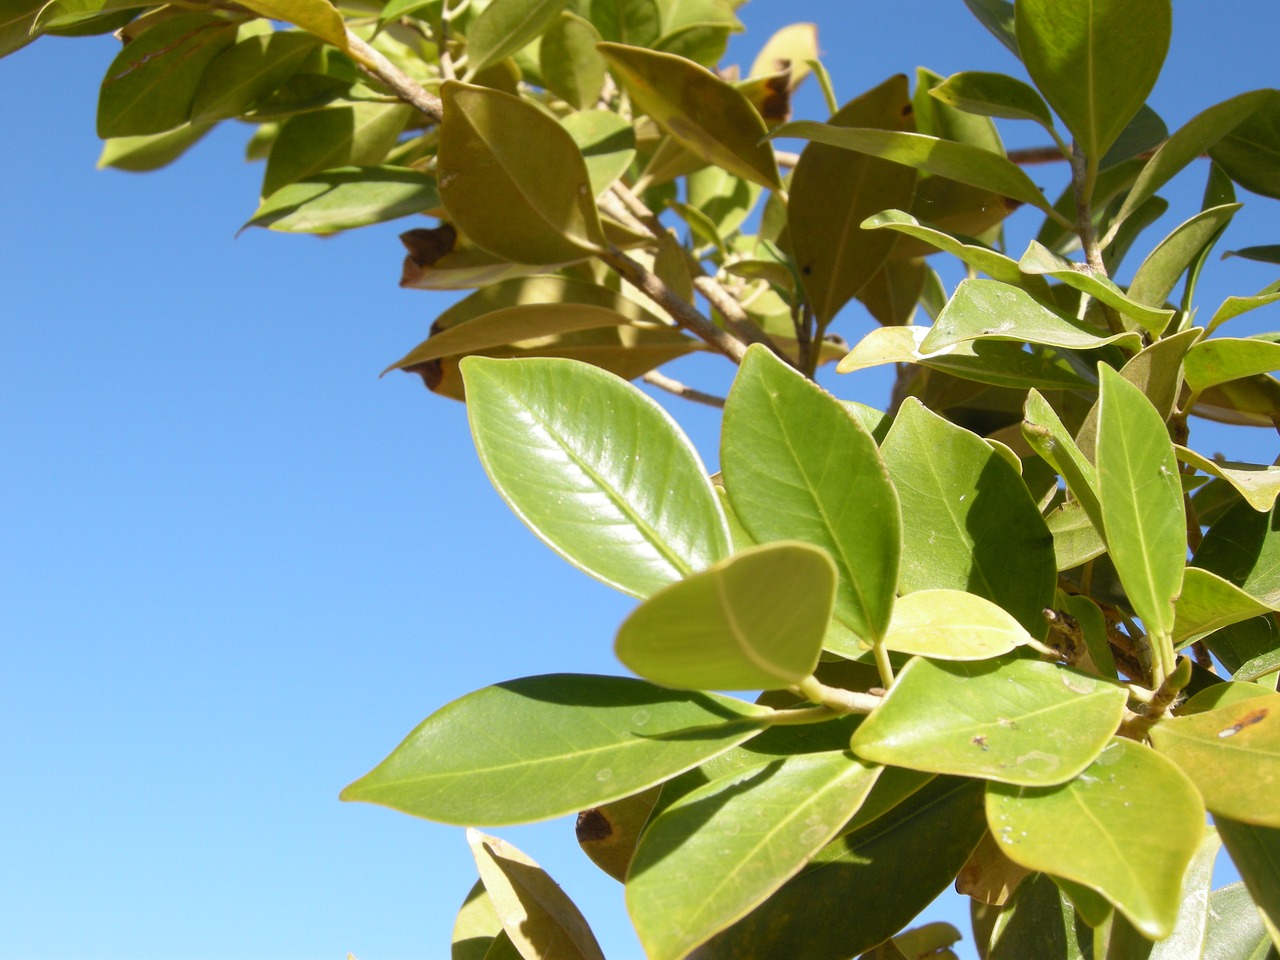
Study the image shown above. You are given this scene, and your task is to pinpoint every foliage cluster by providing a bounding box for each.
[7,0,1280,956]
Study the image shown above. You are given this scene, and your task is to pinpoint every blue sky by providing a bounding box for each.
[3,3,1279,958]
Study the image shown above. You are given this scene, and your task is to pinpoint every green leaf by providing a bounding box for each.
[1224,246,1280,266]
[1173,568,1277,646]
[1101,825,1221,960]
[930,71,1057,135]
[1216,818,1280,945]
[1106,90,1272,245]
[1186,338,1280,393]
[1209,282,1280,336]
[262,101,412,198]
[1017,241,1176,335]
[439,81,606,264]
[861,209,1048,293]
[852,657,1126,785]
[341,674,768,824]
[788,75,918,323]
[1150,693,1280,827]
[1095,365,1185,646]
[97,13,239,138]
[771,122,1059,218]
[245,165,440,233]
[628,752,881,960]
[881,398,1056,638]
[690,777,986,960]
[615,541,835,691]
[881,589,1033,660]
[1022,394,1099,535]
[1014,0,1170,161]
[1128,204,1242,309]
[1101,103,1169,170]
[1210,90,1280,200]
[986,738,1205,939]
[464,0,569,77]
[1046,501,1106,572]
[721,345,901,651]
[748,20,817,83]
[591,0,660,47]
[1205,882,1280,960]
[1177,446,1280,515]
[560,109,637,198]
[1195,500,1280,607]
[0,0,43,58]
[236,0,345,47]
[540,12,606,109]
[921,278,1141,354]
[838,325,1095,392]
[461,356,728,597]
[599,43,781,190]
[987,873,1093,960]
[190,28,316,123]
[962,0,1018,58]
[453,881,503,960]
[856,259,926,327]
[468,829,605,960]
[96,123,214,172]
[687,166,760,238]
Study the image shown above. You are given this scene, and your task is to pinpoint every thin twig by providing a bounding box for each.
[599,245,747,363]
[641,371,726,408]
[774,149,801,168]
[345,30,443,122]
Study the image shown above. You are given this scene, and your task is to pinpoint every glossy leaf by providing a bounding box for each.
[190,28,317,123]
[1209,282,1280,336]
[1023,389,1105,521]
[1017,241,1176,335]
[262,102,412,199]
[962,0,1018,58]
[1128,204,1242,309]
[1107,90,1272,244]
[987,873,1092,960]
[861,209,1048,292]
[591,0,660,46]
[615,541,835,691]
[439,82,606,263]
[462,356,728,597]
[468,829,605,960]
[856,259,926,327]
[96,123,214,172]
[1194,500,1280,607]
[1150,693,1280,827]
[1216,818,1280,945]
[599,43,781,189]
[1210,90,1280,200]
[245,165,439,233]
[341,674,768,825]
[1046,502,1107,571]
[838,325,1094,391]
[788,75,917,323]
[575,786,659,882]
[748,21,817,84]
[1015,0,1170,161]
[465,0,569,77]
[686,165,760,237]
[540,12,606,109]
[453,881,503,960]
[1096,366,1185,645]
[236,0,346,47]
[1,0,43,57]
[1178,446,1280,514]
[1224,246,1280,266]
[930,71,1056,134]
[628,752,881,960]
[97,13,238,138]
[722,345,901,651]
[772,122,1058,217]
[561,109,637,198]
[921,279,1141,354]
[690,777,986,960]
[881,589,1032,660]
[1204,882,1280,960]
[1174,567,1276,645]
[987,738,1205,939]
[852,657,1126,785]
[881,399,1056,637]
[1186,338,1280,393]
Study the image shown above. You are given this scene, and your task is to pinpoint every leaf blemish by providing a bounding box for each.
[972,734,989,751]
[1217,708,1268,738]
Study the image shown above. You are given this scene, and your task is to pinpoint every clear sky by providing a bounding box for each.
[3,3,1279,958]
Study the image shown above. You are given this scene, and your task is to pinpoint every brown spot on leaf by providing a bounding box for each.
[401,358,444,392]
[576,808,613,843]
[973,735,989,751]
[399,224,458,286]
[1218,707,1268,738]
[759,72,792,125]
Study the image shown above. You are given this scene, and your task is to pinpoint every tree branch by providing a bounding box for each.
[641,371,726,408]
[344,30,444,123]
